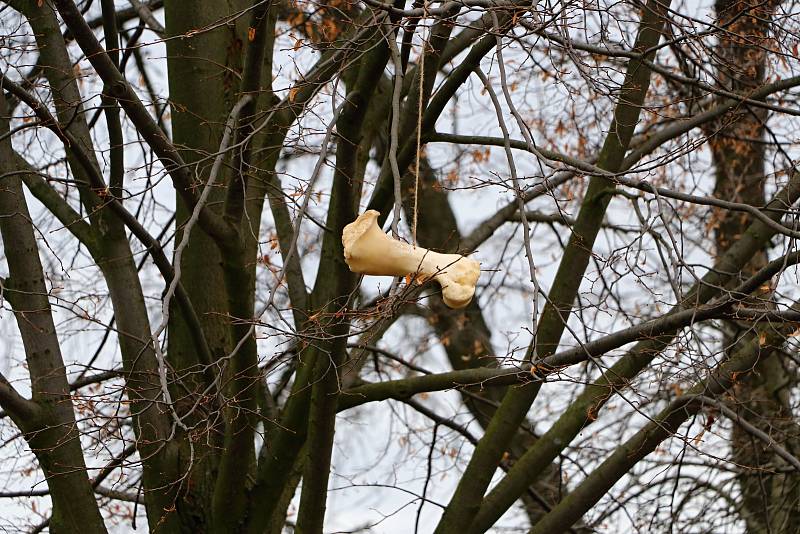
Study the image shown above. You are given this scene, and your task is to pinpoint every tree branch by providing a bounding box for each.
[471,167,800,530]
[51,0,236,242]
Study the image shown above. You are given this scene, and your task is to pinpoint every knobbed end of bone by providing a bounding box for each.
[433,256,480,309]
[342,210,481,309]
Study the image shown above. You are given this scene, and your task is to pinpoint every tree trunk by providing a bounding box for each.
[710,0,800,530]
[162,1,250,529]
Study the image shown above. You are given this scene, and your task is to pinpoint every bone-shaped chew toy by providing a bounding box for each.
[342,210,481,309]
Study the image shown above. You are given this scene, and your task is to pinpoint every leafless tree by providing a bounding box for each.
[0,0,798,532]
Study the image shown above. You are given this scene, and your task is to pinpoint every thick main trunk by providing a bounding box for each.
[163,1,251,529]
[164,0,244,377]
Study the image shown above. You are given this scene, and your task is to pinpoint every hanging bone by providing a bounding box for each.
[342,210,481,309]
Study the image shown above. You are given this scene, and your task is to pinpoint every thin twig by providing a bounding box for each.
[384,21,405,238]
[151,94,254,435]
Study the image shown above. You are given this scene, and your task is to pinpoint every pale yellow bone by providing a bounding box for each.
[342,210,480,309]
